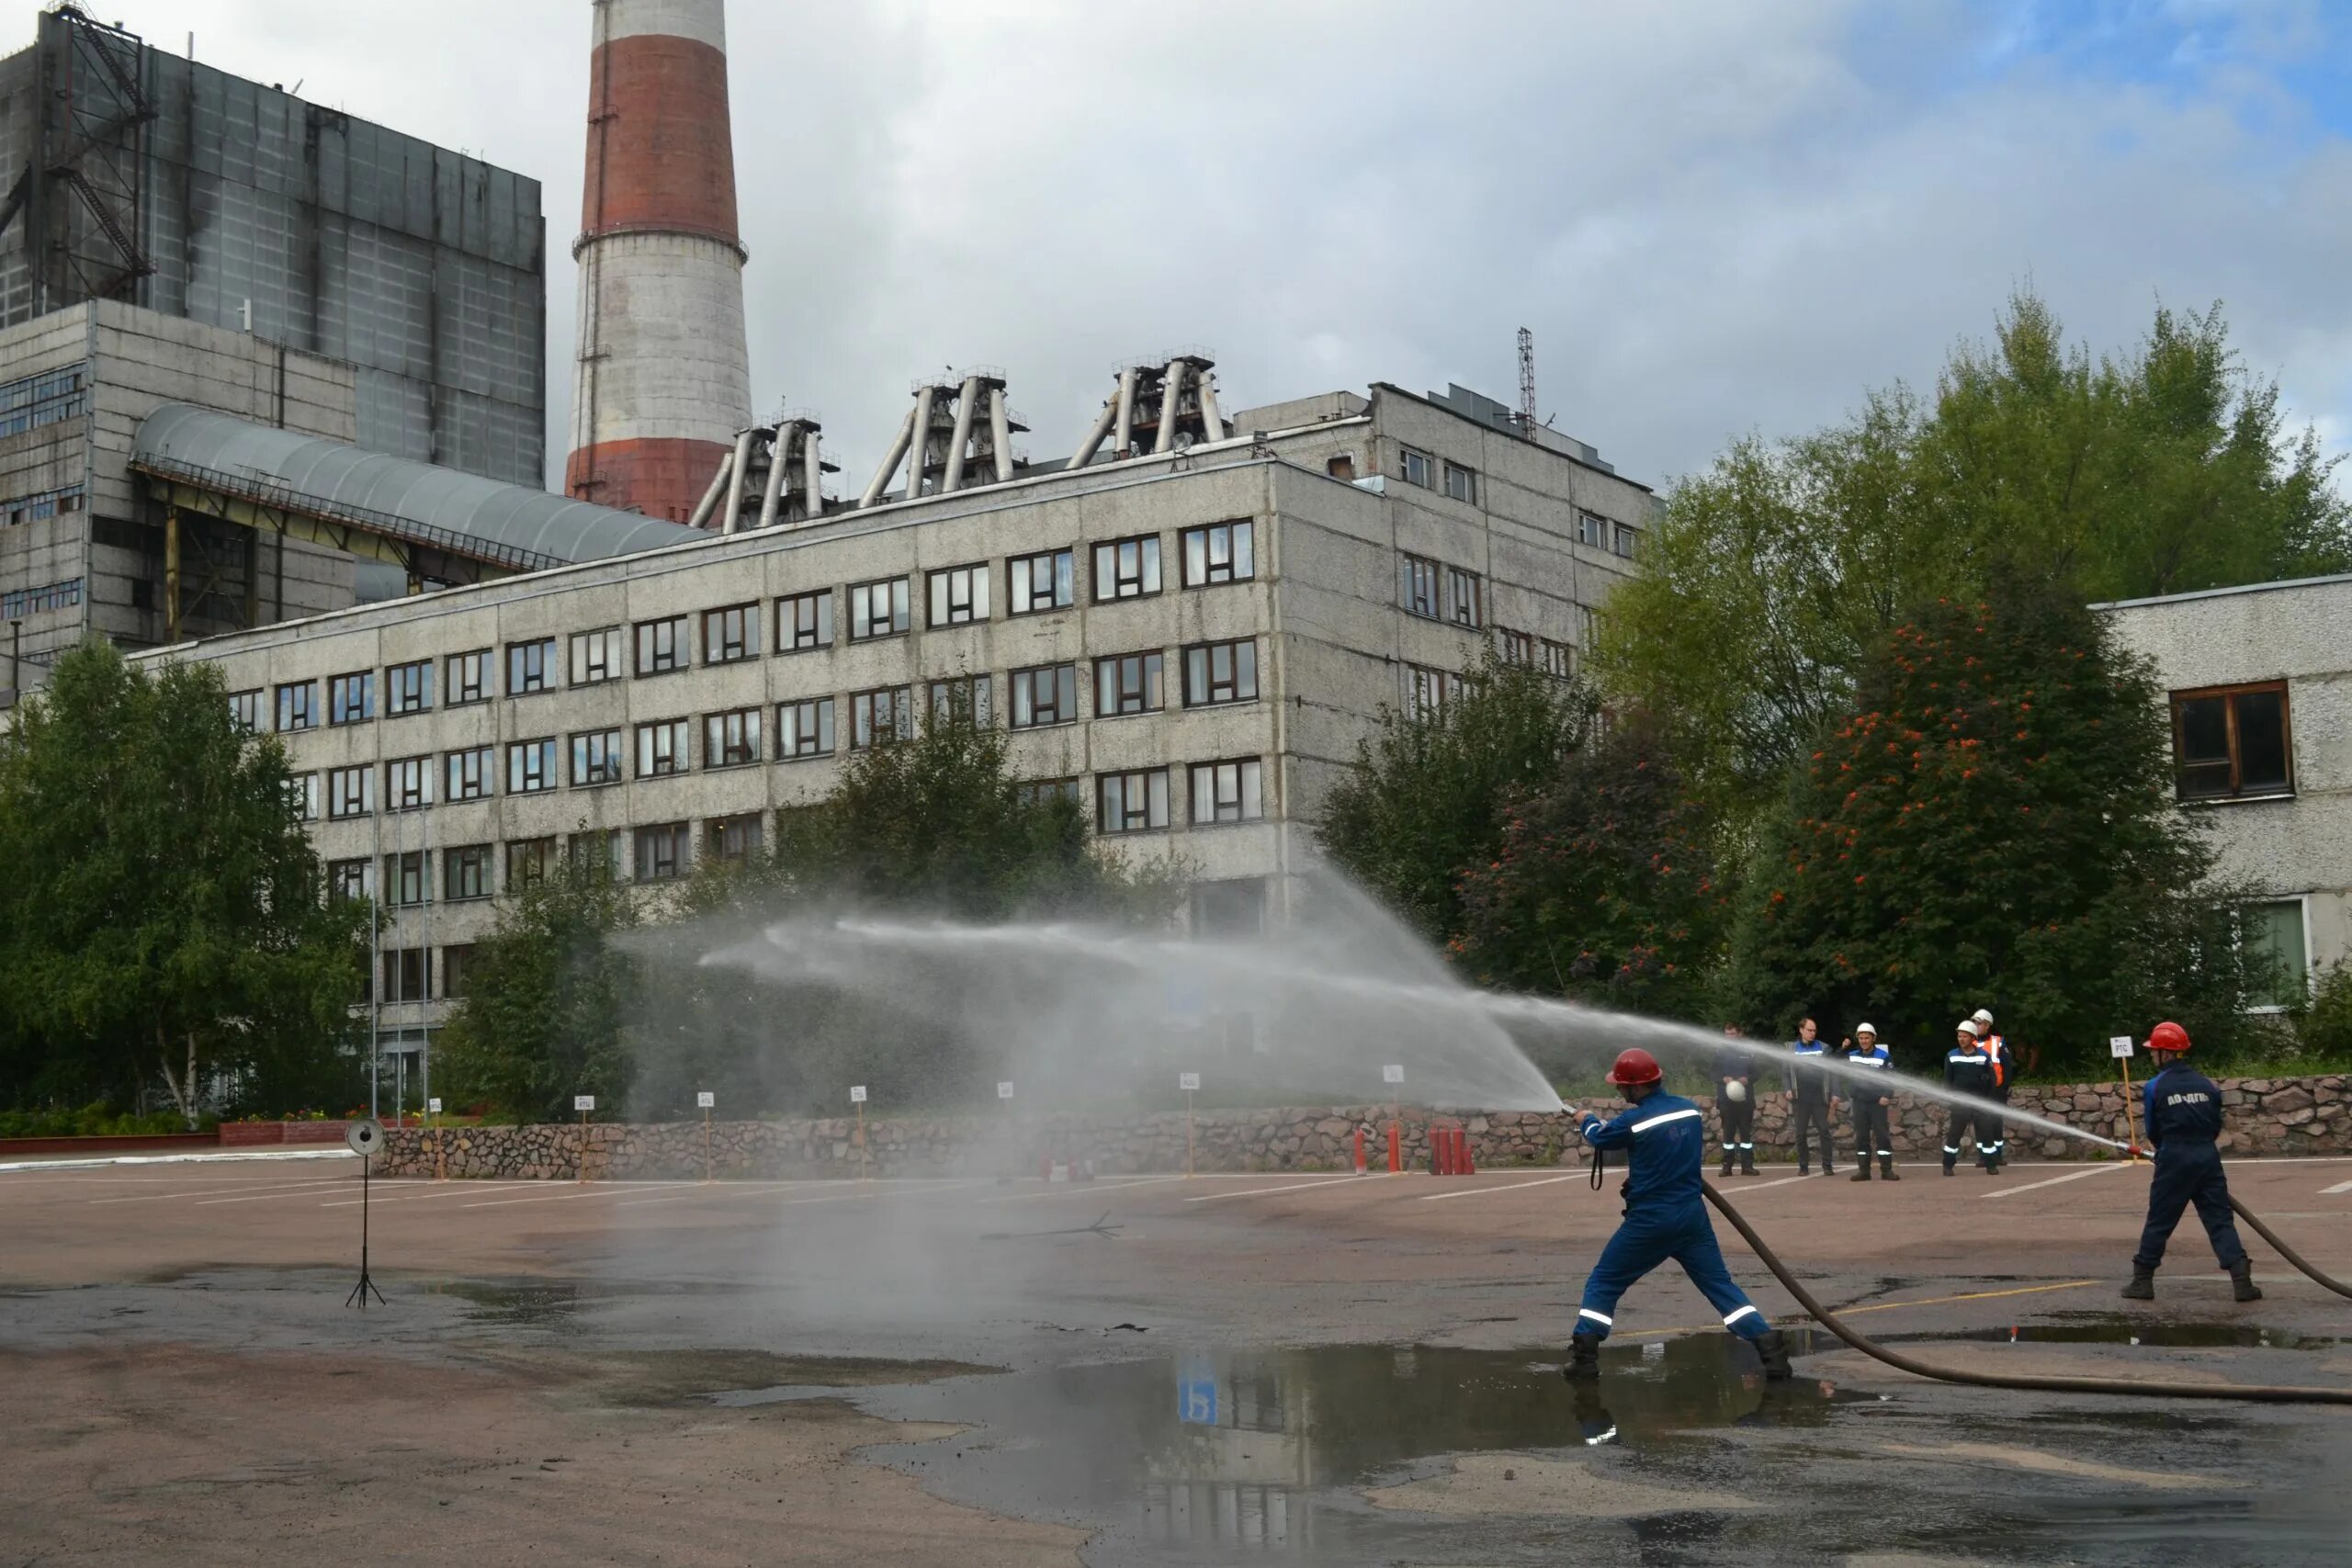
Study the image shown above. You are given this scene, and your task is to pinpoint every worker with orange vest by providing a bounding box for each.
[2123,1021,2259,1303]
[1564,1048,1792,1382]
[1972,1007,2010,1169]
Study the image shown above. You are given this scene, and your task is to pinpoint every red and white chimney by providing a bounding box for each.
[565,0,753,523]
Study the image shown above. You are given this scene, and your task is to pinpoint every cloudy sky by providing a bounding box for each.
[25,0,2352,495]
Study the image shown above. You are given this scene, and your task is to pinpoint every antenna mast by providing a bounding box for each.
[1516,326,1536,432]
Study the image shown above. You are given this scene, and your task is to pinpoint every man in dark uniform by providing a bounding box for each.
[1714,1024,1758,1176]
[2123,1021,2260,1303]
[1941,1021,2001,1176]
[1565,1048,1792,1382]
[1787,1017,1838,1175]
[1845,1023,1899,1181]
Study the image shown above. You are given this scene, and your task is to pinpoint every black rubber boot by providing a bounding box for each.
[1882,1160,1900,1181]
[2120,1268,2155,1301]
[1942,1158,1955,1177]
[1720,1156,1734,1177]
[2231,1259,2262,1303]
[1741,1156,1758,1176]
[1564,1330,1602,1382]
[1753,1330,1792,1381]
[1849,1165,1871,1181]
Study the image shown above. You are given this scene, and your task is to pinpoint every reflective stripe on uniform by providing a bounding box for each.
[1578,1307,1613,1325]
[1943,1145,1960,1155]
[1631,1108,1702,1134]
[1723,1305,1759,1326]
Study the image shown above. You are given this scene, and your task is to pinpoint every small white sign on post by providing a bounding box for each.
[574,1095,596,1112]
[1382,1065,1405,1086]
[696,1090,716,1109]
[850,1086,868,1104]
[1179,1072,1201,1093]
[426,1097,442,1115]
[997,1081,1016,1100]
[2109,1035,2136,1060]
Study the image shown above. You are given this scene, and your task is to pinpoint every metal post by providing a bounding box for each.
[861,404,918,507]
[1112,367,1138,457]
[989,389,1014,481]
[2120,1052,2142,1157]
[1154,359,1186,454]
[800,425,823,523]
[1185,1087,1195,1179]
[164,508,181,642]
[720,427,755,535]
[756,426,787,529]
[905,384,937,499]
[942,374,981,493]
[1194,363,1223,442]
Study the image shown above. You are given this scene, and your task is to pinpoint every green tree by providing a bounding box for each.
[1597,294,2350,829]
[1453,717,1729,1021]
[434,854,637,1122]
[1317,655,1595,942]
[0,639,368,1122]
[1728,585,2255,1077]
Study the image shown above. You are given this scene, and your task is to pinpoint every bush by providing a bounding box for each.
[0,1103,216,1139]
[2292,960,2352,1063]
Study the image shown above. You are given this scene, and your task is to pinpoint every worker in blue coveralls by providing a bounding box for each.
[2122,1021,2261,1303]
[1564,1047,1792,1382]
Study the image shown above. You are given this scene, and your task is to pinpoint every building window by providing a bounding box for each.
[927,563,990,626]
[276,680,317,733]
[1577,512,1608,548]
[1497,628,1533,667]
[380,948,431,1004]
[777,589,833,652]
[1095,650,1165,717]
[705,706,763,768]
[507,637,557,694]
[1009,547,1075,615]
[1612,523,1639,558]
[1443,461,1477,504]
[386,659,433,715]
[287,773,320,822]
[446,746,494,802]
[2245,899,2310,1011]
[2,484,85,525]
[1180,520,1254,587]
[506,837,556,888]
[849,577,910,639]
[0,367,85,437]
[1092,536,1162,601]
[447,649,492,705]
[328,858,371,901]
[777,697,836,759]
[1406,664,1464,721]
[1541,637,1574,681]
[1327,453,1356,481]
[385,755,432,812]
[569,626,624,685]
[707,813,763,863]
[569,829,622,876]
[1182,638,1259,707]
[926,675,991,729]
[2173,682,2291,801]
[571,728,625,786]
[327,671,374,726]
[1097,768,1170,834]
[327,765,373,819]
[635,615,688,675]
[850,686,912,749]
[228,689,266,733]
[1400,554,1441,619]
[637,718,691,777]
[1018,778,1083,808]
[441,943,479,999]
[1397,446,1435,489]
[1190,759,1265,825]
[383,851,430,908]
[1009,663,1078,728]
[506,738,557,795]
[1444,566,1482,628]
[703,602,759,663]
[445,845,493,902]
[633,821,690,883]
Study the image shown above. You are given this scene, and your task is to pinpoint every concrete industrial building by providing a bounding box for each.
[137,381,1656,1076]
[2101,574,2352,1004]
[565,0,753,523]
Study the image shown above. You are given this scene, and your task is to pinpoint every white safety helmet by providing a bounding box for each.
[1855,1022,1877,1040]
[1972,1008,1995,1025]
[1956,1019,1980,1037]
[1724,1079,1747,1102]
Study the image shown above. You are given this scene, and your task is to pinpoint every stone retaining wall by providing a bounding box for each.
[372,1074,2351,1180]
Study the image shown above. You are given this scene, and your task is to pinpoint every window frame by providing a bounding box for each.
[327,670,374,727]
[1008,662,1079,729]
[1442,460,1476,504]
[702,602,760,665]
[636,717,692,778]
[1182,637,1260,708]
[1097,768,1171,835]
[1397,446,1435,489]
[776,589,834,653]
[287,773,320,821]
[633,821,691,883]
[1400,553,1441,620]
[1406,663,1464,721]
[1540,637,1574,681]
[848,685,912,750]
[444,844,494,902]
[385,660,433,716]
[1612,523,1639,558]
[1091,535,1163,602]
[2242,896,2312,1014]
[326,764,373,820]
[445,746,494,802]
[1180,520,1255,587]
[228,688,266,733]
[1094,649,1166,717]
[704,706,763,769]
[568,626,625,686]
[275,680,317,733]
[926,562,991,627]
[1008,547,1076,616]
[707,813,764,864]
[1576,512,1608,549]
[506,637,558,696]
[570,728,626,787]
[382,850,430,908]
[447,649,492,705]
[848,577,910,641]
[776,696,836,760]
[925,674,991,731]
[1443,565,1482,628]
[2170,681,2294,803]
[506,837,557,889]
[327,858,372,902]
[1189,758,1265,826]
[384,754,432,812]
[505,738,558,795]
[635,614,690,676]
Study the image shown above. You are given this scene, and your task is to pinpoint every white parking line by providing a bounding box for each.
[321,1181,548,1208]
[193,1181,375,1205]
[1720,1173,1815,1193]
[1182,1175,1395,1203]
[2322,1179,2352,1196]
[1984,1164,2133,1200]
[88,1178,355,1206]
[611,1181,813,1209]
[1419,1173,1584,1202]
[458,1182,681,1210]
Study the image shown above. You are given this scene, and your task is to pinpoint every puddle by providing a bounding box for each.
[1897,1318,2342,1350]
[420,1276,752,1330]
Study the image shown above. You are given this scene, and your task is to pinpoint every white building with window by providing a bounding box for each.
[132,380,1655,1060]
[2099,573,2352,1005]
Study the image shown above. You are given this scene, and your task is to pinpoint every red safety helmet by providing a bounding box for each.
[2147,1021,2191,1055]
[1605,1048,1664,1087]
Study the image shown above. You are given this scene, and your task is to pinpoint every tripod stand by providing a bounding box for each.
[345,1151,386,1308]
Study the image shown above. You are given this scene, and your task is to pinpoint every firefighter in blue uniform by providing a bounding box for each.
[1787,1017,1838,1175]
[1564,1048,1792,1382]
[2122,1021,2261,1303]
[1942,1021,2002,1176]
[1845,1023,1899,1181]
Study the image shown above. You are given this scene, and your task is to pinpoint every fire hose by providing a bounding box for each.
[1698,1178,2352,1406]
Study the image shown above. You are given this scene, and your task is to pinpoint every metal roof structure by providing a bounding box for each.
[132,405,705,573]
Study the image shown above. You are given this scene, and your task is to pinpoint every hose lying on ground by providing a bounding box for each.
[2229,1194,2352,1302]
[1701,1178,2352,1407]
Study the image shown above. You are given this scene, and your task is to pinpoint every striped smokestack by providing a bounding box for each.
[566,0,753,524]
